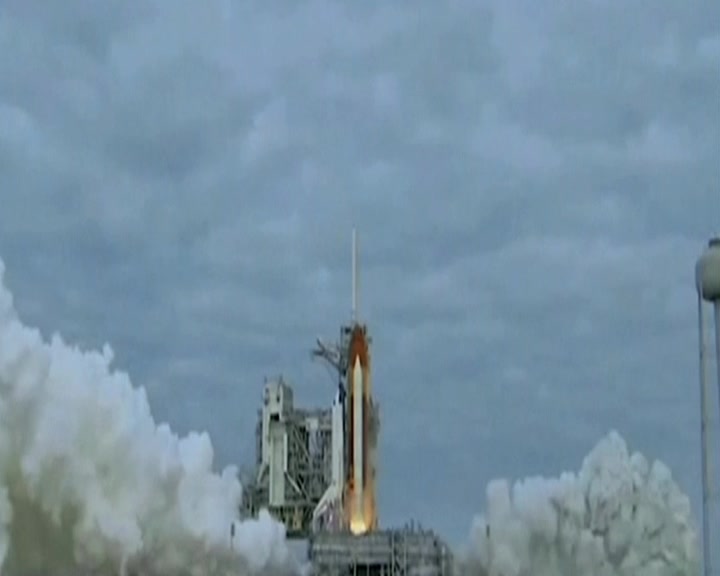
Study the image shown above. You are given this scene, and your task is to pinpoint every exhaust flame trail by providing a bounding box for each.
[0,258,294,576]
[458,431,700,576]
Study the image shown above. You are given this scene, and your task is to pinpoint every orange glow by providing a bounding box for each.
[350,518,367,535]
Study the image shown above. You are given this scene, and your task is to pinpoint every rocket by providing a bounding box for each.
[345,229,378,534]
[346,324,372,533]
[311,228,378,535]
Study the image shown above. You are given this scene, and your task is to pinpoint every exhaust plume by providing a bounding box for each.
[0,258,294,575]
[459,431,699,575]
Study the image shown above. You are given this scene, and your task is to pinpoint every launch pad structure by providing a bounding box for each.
[240,375,334,535]
[240,229,453,576]
[308,526,453,576]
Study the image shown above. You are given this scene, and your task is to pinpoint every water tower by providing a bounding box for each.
[695,237,720,576]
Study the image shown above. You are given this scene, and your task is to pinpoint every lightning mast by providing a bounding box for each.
[352,227,359,322]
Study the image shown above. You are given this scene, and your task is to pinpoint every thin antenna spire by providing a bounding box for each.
[352,227,358,322]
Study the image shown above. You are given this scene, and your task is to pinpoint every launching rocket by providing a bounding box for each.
[312,228,378,535]
[344,229,378,534]
[346,323,376,533]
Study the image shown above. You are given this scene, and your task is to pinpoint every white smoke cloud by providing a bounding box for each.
[0,259,294,575]
[458,431,700,576]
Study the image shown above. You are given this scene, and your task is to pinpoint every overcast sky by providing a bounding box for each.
[0,0,718,544]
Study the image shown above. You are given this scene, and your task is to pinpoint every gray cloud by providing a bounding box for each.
[0,0,718,544]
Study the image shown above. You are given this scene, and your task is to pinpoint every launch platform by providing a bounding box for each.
[308,525,453,576]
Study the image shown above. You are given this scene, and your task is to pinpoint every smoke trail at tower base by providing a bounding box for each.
[458,432,699,576]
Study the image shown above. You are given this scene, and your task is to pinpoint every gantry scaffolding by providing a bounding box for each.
[240,376,334,537]
[308,525,454,576]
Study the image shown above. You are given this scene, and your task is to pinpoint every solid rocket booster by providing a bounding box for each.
[352,356,363,526]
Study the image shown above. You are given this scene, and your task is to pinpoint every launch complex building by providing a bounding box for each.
[238,234,720,575]
[240,230,453,576]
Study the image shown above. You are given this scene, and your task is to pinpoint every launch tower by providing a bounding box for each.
[239,375,333,536]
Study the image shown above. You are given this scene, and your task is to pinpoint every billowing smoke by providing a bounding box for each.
[0,258,295,576]
[458,431,699,576]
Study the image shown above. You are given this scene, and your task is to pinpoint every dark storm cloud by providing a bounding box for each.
[0,0,718,542]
